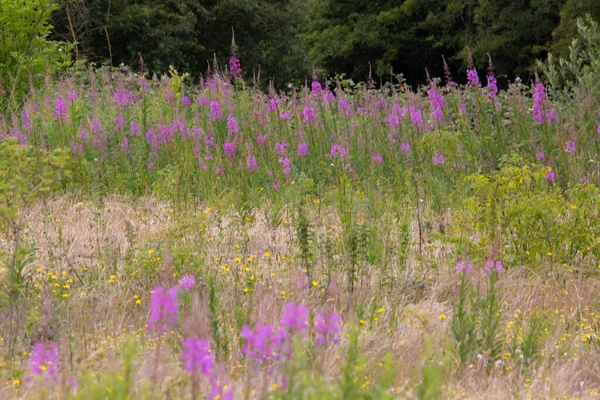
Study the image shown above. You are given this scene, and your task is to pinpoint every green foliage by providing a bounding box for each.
[450,272,503,368]
[416,336,446,400]
[541,16,600,106]
[0,139,70,296]
[453,157,600,269]
[0,0,70,108]
[51,0,311,87]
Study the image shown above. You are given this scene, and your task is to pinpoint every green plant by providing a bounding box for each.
[0,0,71,109]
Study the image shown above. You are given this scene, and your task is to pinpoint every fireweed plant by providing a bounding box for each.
[2,54,600,399]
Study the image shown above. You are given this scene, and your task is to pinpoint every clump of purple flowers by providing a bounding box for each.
[330,144,349,159]
[301,106,315,123]
[182,338,214,378]
[565,141,576,154]
[29,342,59,382]
[427,85,444,122]
[484,260,503,276]
[408,105,424,131]
[311,81,322,96]
[467,68,480,87]
[247,154,258,172]
[240,323,285,365]
[227,116,238,134]
[229,56,242,78]
[338,98,350,115]
[147,285,179,334]
[314,312,341,346]
[179,275,195,290]
[55,96,67,122]
[456,261,472,274]
[224,142,235,158]
[532,77,556,125]
[297,142,308,157]
[280,302,309,335]
[209,101,223,122]
[433,153,445,165]
[545,170,555,184]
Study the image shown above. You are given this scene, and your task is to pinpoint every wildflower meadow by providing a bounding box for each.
[3,19,600,399]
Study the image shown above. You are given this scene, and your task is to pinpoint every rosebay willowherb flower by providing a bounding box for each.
[29,342,59,383]
[147,285,179,334]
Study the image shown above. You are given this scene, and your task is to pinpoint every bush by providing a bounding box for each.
[0,0,70,109]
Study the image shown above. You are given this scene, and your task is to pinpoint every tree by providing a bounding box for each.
[0,0,70,108]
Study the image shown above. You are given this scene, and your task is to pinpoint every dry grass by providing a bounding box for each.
[1,195,599,399]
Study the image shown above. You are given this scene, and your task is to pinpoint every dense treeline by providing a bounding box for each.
[36,0,600,86]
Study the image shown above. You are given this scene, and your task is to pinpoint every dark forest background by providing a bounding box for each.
[39,0,600,87]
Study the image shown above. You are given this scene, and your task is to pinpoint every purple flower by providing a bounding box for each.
[91,119,102,134]
[487,75,498,98]
[545,170,555,184]
[532,77,555,125]
[267,97,280,112]
[227,116,238,134]
[433,154,445,165]
[181,96,191,107]
[147,285,179,334]
[67,91,77,102]
[210,101,223,122]
[330,144,348,158]
[323,91,334,103]
[247,154,258,172]
[240,323,283,365]
[314,312,340,346]
[55,96,67,122]
[279,157,291,175]
[130,121,141,136]
[229,56,242,78]
[121,137,130,155]
[179,275,195,290]
[280,303,309,334]
[535,152,545,161]
[113,90,135,107]
[427,86,444,122]
[224,142,235,158]
[208,383,234,400]
[311,81,322,95]
[297,142,308,157]
[565,141,576,154]
[400,143,411,154]
[484,260,503,276]
[386,114,400,128]
[256,135,265,145]
[338,99,350,115]
[280,111,291,120]
[70,141,82,156]
[456,261,472,274]
[114,114,124,131]
[275,142,288,155]
[301,106,315,123]
[29,342,58,382]
[21,110,32,130]
[467,68,480,87]
[372,155,382,164]
[182,338,214,378]
[408,105,424,130]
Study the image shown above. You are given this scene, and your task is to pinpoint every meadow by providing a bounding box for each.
[1,58,600,399]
